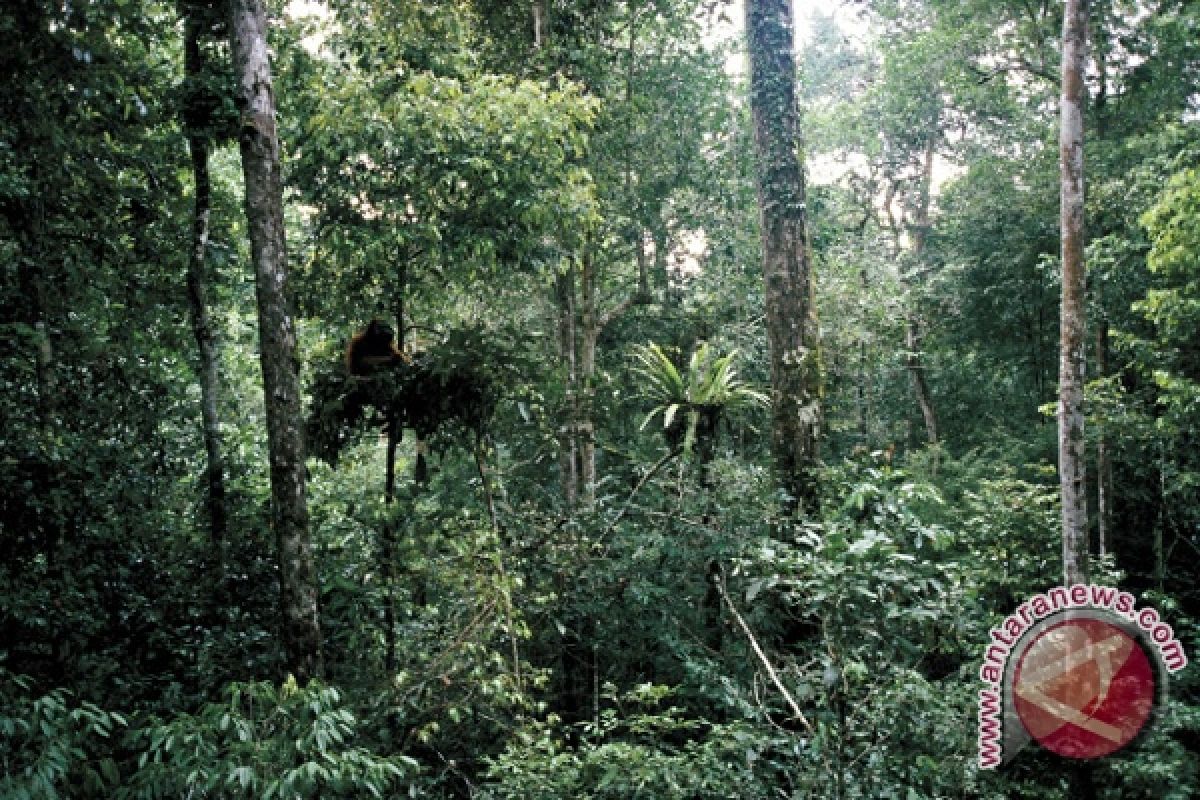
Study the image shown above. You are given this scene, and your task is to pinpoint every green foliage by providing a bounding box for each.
[0,669,127,799]
[120,679,416,799]
[957,473,1061,604]
[1139,166,1200,356]
[307,325,527,465]
[3,0,1200,798]
[1096,696,1200,800]
[631,341,767,455]
[483,688,774,800]
[286,40,600,319]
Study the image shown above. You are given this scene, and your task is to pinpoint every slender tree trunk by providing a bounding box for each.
[184,19,228,547]
[1091,11,1111,565]
[905,319,938,447]
[857,259,869,443]
[1095,319,1110,558]
[635,230,650,300]
[578,254,598,509]
[555,267,579,509]
[532,0,544,49]
[906,132,939,449]
[746,0,821,515]
[653,227,678,305]
[1154,453,1165,591]
[1059,0,1089,586]
[229,0,323,682]
[531,0,577,512]
[382,424,399,674]
[576,250,636,509]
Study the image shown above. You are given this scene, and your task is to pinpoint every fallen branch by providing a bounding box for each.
[714,571,815,735]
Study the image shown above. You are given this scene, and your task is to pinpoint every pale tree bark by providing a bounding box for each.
[577,254,599,509]
[184,18,228,548]
[577,326,598,499]
[635,230,650,299]
[906,131,939,450]
[539,8,641,514]
[568,11,642,508]
[577,250,634,509]
[230,0,323,682]
[1059,0,1089,585]
[746,0,821,515]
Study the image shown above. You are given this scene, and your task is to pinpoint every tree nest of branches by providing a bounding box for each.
[306,328,515,466]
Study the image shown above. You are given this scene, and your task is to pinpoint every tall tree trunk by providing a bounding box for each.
[905,319,938,447]
[1094,319,1110,558]
[578,253,598,509]
[229,0,323,682]
[1091,8,1111,564]
[1059,0,1089,586]
[532,0,544,49]
[746,0,821,515]
[532,0,577,512]
[857,258,870,444]
[382,420,399,675]
[576,250,635,509]
[653,227,679,305]
[906,131,940,450]
[635,229,650,300]
[555,267,580,509]
[184,19,228,548]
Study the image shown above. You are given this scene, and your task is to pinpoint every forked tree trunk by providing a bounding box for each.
[184,18,228,547]
[229,0,323,682]
[1059,0,1089,585]
[746,0,821,515]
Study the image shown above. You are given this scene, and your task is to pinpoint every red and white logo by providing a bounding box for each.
[976,585,1187,768]
[1012,616,1155,759]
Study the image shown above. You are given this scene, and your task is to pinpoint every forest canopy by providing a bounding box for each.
[2,0,1199,797]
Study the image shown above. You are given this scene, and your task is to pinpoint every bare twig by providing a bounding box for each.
[601,446,681,537]
[713,571,815,735]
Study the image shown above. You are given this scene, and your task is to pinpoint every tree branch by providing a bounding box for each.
[597,293,636,332]
[714,571,815,735]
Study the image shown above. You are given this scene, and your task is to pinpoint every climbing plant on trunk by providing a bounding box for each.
[745,0,822,515]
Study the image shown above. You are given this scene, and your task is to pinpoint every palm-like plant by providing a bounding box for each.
[631,341,768,457]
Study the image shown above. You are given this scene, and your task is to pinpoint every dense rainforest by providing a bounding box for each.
[2,0,1199,796]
